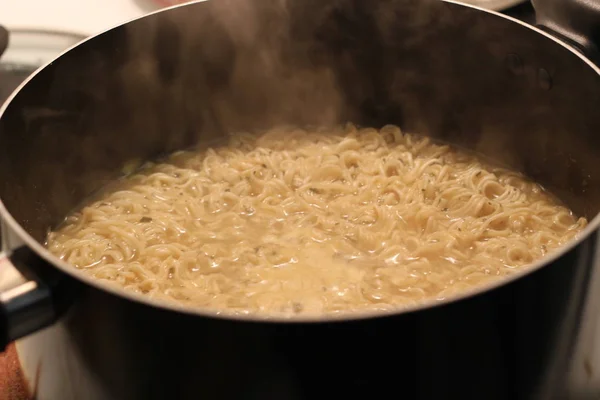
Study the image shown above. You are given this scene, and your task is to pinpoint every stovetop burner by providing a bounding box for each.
[0,64,36,105]
[0,25,85,105]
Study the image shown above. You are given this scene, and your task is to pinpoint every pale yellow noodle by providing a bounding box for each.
[46,124,588,317]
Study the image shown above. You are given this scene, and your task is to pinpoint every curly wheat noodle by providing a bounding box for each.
[46,124,587,317]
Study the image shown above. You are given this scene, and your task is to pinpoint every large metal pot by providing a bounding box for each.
[1,0,600,398]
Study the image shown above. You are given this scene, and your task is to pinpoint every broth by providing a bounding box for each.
[46,124,587,317]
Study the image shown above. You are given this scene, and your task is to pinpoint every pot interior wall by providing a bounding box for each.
[1,0,600,242]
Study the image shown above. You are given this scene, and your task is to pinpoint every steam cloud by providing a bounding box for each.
[3,0,599,243]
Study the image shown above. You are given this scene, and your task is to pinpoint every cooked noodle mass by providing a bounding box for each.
[46,124,587,316]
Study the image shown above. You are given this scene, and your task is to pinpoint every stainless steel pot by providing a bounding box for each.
[1,0,600,398]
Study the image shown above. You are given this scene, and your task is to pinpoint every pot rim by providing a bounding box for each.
[1,0,598,323]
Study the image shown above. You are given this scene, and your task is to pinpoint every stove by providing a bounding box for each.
[0,28,87,106]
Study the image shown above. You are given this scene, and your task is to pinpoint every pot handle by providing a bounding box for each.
[0,223,76,351]
[0,26,75,351]
[0,26,75,350]
[532,0,600,61]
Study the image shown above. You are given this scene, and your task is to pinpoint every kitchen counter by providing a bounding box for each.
[0,345,28,400]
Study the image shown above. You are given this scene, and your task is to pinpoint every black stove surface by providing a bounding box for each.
[0,64,36,104]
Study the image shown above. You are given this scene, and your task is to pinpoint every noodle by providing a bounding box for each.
[46,124,587,317]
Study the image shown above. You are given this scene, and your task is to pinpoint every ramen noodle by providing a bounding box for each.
[46,124,587,317]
